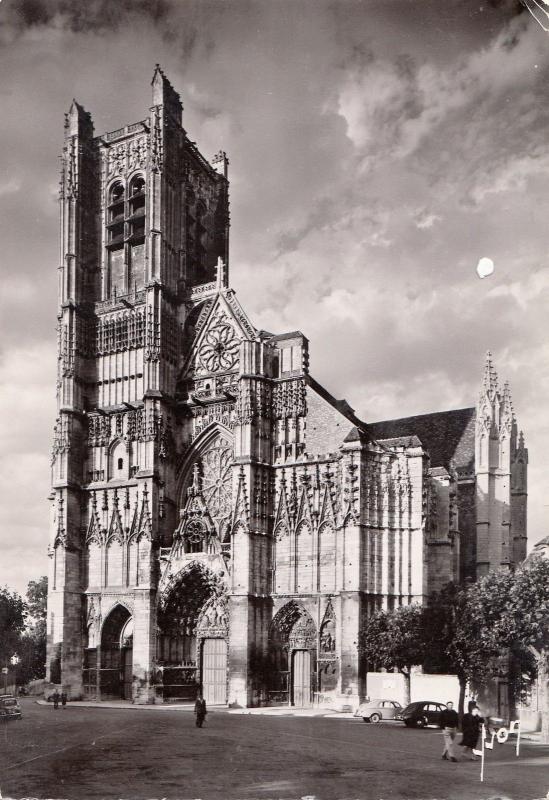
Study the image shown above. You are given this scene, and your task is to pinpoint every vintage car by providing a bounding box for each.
[400,700,447,728]
[354,698,403,723]
[0,694,22,721]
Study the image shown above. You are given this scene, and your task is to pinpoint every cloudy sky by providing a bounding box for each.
[0,0,548,595]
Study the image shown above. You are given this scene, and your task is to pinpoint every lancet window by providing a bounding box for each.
[105,173,146,297]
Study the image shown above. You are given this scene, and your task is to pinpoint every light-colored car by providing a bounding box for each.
[354,698,403,723]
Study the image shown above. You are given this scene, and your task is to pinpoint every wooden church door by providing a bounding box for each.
[201,638,227,705]
[292,650,312,707]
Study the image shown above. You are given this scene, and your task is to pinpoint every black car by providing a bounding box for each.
[400,701,447,728]
[0,694,22,721]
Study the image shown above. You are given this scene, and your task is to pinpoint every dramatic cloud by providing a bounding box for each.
[0,0,547,594]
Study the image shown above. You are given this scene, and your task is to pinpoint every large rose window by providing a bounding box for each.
[199,317,239,373]
[201,440,233,528]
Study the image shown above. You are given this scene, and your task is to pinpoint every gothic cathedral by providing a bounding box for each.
[47,69,528,706]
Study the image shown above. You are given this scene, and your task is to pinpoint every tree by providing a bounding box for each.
[17,577,48,685]
[504,557,549,743]
[425,570,543,720]
[359,604,425,706]
[423,574,515,718]
[26,577,47,625]
[0,587,26,668]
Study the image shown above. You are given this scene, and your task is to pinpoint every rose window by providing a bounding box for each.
[185,519,206,548]
[201,440,233,527]
[199,319,239,373]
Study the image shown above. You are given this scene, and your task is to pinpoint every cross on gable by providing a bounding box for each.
[215,256,227,290]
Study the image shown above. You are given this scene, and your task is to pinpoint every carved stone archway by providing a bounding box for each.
[155,562,228,702]
[268,601,317,706]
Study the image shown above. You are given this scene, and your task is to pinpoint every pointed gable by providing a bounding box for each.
[183,290,256,379]
[232,466,250,528]
[137,487,153,539]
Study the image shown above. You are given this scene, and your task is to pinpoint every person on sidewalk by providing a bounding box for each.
[460,701,483,760]
[194,693,207,728]
[61,692,67,709]
[52,690,60,710]
[439,701,459,762]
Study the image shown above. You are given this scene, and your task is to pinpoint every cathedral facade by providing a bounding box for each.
[47,69,528,706]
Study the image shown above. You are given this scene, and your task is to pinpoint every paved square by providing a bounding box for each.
[2,701,548,800]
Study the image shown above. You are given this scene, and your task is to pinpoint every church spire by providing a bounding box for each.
[482,351,499,398]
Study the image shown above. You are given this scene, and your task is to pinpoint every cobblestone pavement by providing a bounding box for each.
[1,699,549,800]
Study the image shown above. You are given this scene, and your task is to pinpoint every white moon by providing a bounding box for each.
[476,257,494,279]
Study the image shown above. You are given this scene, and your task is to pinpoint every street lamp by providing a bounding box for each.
[3,654,20,694]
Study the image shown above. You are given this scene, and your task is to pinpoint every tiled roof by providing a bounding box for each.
[375,435,422,449]
[367,407,476,470]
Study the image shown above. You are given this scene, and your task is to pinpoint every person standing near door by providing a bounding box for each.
[194,693,207,728]
[439,701,459,762]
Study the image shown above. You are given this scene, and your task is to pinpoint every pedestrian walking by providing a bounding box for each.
[61,692,67,709]
[52,690,60,710]
[194,693,207,728]
[439,701,459,762]
[459,701,483,760]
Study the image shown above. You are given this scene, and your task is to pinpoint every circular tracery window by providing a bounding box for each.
[199,319,239,373]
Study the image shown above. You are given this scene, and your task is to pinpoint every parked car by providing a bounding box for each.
[354,699,403,723]
[400,700,447,728]
[0,694,22,721]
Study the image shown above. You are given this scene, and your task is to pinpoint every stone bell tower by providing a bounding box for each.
[475,353,528,576]
[47,66,230,699]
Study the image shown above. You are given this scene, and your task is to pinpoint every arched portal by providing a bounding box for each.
[268,601,317,707]
[156,562,228,702]
[100,605,133,700]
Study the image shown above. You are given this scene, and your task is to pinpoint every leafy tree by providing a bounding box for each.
[423,574,515,718]
[359,604,425,706]
[17,577,48,684]
[0,586,26,669]
[26,577,47,625]
[504,557,549,743]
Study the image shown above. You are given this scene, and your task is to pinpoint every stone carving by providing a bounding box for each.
[151,108,163,171]
[107,143,127,177]
[320,624,335,653]
[232,467,250,527]
[198,313,239,373]
[51,413,72,462]
[64,136,78,199]
[224,290,256,340]
[145,307,161,362]
[128,136,148,171]
[191,403,235,441]
[273,379,306,419]
[288,613,317,650]
[320,600,336,654]
[200,439,233,527]
[269,600,305,642]
[197,596,228,635]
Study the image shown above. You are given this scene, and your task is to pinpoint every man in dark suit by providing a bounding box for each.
[194,693,207,728]
[439,701,459,762]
